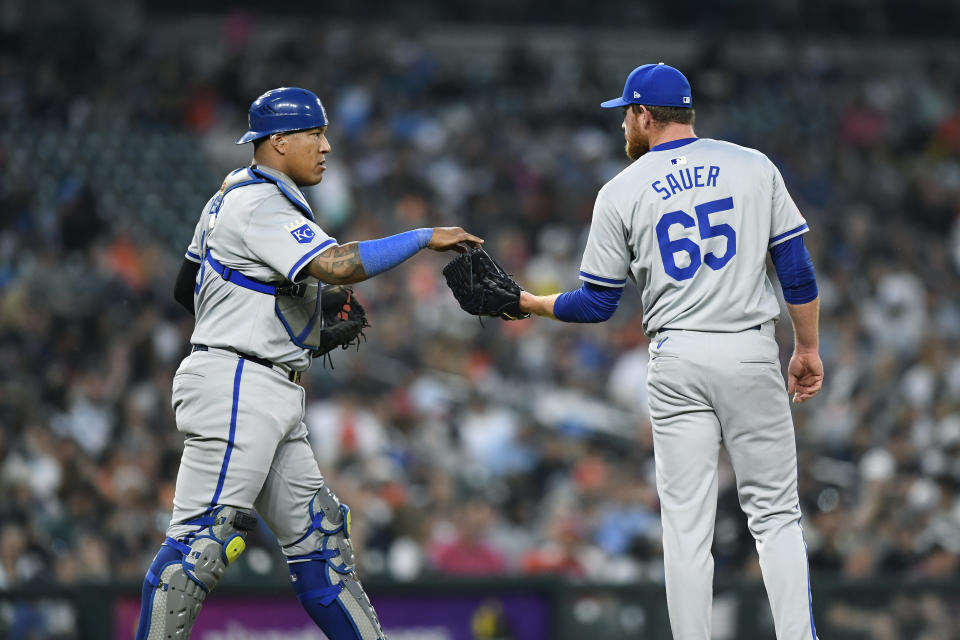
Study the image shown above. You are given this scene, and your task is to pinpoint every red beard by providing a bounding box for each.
[625,130,649,160]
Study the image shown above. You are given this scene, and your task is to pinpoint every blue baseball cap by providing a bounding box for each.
[236,87,329,144]
[600,63,692,109]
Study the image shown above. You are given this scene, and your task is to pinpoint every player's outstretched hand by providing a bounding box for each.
[787,350,823,404]
[428,227,483,253]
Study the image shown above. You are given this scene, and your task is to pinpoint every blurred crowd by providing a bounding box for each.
[0,8,959,636]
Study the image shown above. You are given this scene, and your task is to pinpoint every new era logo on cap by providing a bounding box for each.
[600,62,693,110]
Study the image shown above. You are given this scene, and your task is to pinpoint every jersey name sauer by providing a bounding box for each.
[651,165,720,201]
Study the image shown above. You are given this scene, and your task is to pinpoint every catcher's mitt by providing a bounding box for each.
[313,285,370,358]
[442,248,530,320]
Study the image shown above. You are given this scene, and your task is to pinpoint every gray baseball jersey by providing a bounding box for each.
[579,137,808,336]
[184,165,336,371]
[579,137,818,639]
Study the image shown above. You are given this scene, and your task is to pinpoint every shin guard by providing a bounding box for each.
[286,486,386,639]
[135,506,257,639]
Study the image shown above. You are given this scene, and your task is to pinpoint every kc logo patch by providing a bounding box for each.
[286,221,316,244]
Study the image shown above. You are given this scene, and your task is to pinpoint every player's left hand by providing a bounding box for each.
[312,285,370,357]
[787,350,823,404]
[428,227,483,253]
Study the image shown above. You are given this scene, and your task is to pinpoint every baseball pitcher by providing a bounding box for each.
[134,87,481,639]
[517,64,823,639]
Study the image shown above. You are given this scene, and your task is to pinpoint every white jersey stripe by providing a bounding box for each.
[579,270,628,287]
[769,222,809,246]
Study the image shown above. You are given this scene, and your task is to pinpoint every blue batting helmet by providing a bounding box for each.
[235,87,329,145]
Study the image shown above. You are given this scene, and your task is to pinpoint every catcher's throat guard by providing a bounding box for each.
[197,167,336,351]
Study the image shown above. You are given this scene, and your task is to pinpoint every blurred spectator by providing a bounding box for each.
[520,510,587,578]
[428,498,508,576]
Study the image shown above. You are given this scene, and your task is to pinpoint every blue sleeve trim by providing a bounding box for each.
[578,271,628,287]
[357,228,432,278]
[185,250,201,262]
[288,238,337,281]
[769,235,818,304]
[553,282,623,323]
[769,223,808,246]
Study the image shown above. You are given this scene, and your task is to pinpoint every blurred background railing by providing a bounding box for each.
[3,575,960,638]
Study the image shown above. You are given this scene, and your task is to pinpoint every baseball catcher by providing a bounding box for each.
[443,248,530,320]
[140,85,482,640]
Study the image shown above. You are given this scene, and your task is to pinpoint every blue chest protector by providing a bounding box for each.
[198,166,326,351]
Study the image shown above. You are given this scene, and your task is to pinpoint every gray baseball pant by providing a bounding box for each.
[647,321,817,640]
[166,349,322,547]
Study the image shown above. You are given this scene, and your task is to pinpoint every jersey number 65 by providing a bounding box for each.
[656,196,736,281]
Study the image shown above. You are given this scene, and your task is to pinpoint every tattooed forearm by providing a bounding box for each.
[307,242,368,284]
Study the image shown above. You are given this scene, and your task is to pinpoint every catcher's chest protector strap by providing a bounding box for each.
[199,167,327,351]
[201,165,317,297]
[204,252,283,295]
[203,252,314,299]
[248,165,315,221]
[209,166,315,222]
[203,250,325,350]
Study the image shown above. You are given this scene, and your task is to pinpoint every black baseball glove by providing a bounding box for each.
[313,285,370,358]
[442,248,530,320]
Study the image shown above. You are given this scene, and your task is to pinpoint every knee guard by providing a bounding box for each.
[286,486,386,640]
[136,506,257,640]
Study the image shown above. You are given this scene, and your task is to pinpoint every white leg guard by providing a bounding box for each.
[136,506,257,640]
[286,485,387,639]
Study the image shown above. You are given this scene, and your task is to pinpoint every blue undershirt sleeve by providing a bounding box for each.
[357,228,433,277]
[553,282,623,323]
[769,235,818,304]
